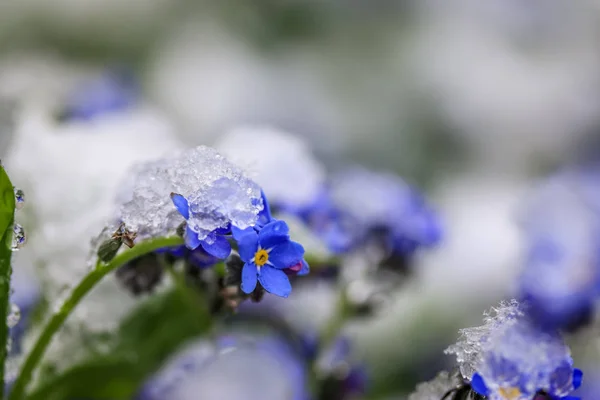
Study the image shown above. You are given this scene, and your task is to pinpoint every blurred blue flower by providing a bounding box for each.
[171,193,232,259]
[330,167,442,257]
[137,333,310,400]
[518,170,600,331]
[62,67,138,121]
[468,320,582,400]
[317,336,368,399]
[283,188,355,254]
[237,220,305,298]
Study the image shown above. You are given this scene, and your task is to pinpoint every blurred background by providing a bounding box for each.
[2,0,600,399]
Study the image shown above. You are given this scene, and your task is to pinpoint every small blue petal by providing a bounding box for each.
[298,260,310,276]
[470,373,489,396]
[170,193,190,220]
[232,225,254,241]
[258,190,273,225]
[259,220,290,250]
[258,266,292,298]
[560,397,580,400]
[237,231,259,263]
[184,227,202,250]
[241,262,258,294]
[200,236,231,259]
[572,368,583,389]
[269,241,305,269]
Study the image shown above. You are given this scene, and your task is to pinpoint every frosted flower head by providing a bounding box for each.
[60,67,138,121]
[137,333,310,400]
[215,126,326,210]
[330,167,442,256]
[446,301,582,400]
[118,146,263,241]
[518,169,600,331]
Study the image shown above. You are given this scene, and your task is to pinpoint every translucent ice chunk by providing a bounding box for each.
[215,126,325,209]
[408,370,463,400]
[445,300,523,380]
[119,146,263,239]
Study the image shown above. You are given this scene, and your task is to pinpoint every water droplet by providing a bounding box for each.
[7,303,20,328]
[11,224,26,251]
[13,188,25,210]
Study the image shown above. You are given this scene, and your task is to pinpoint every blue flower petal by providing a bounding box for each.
[298,260,310,276]
[170,193,190,220]
[259,220,290,250]
[241,262,258,294]
[258,266,292,298]
[572,368,583,389]
[184,226,202,250]
[560,397,580,400]
[470,373,489,396]
[237,231,259,263]
[258,190,273,225]
[268,241,305,269]
[232,225,254,241]
[200,236,231,259]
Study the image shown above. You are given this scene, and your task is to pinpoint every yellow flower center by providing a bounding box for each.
[498,387,521,400]
[254,249,269,267]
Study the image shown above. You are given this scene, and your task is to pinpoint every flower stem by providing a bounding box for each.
[7,235,183,400]
[319,285,351,348]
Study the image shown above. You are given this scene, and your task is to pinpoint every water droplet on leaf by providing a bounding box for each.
[11,224,26,251]
[13,188,25,210]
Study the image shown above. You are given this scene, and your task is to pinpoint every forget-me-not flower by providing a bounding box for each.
[171,193,232,259]
[237,220,305,298]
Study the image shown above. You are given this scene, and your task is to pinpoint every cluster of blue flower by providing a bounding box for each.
[169,190,308,298]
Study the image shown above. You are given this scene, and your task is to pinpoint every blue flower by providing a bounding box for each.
[63,67,137,121]
[467,320,582,399]
[237,220,305,298]
[171,193,232,259]
[518,170,600,331]
[283,187,355,254]
[329,168,442,257]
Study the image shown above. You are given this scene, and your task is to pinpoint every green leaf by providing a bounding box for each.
[27,288,211,400]
[0,165,15,390]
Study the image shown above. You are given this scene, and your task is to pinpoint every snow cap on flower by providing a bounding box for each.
[518,169,600,331]
[446,301,582,400]
[237,220,305,298]
[118,146,263,240]
[330,167,442,255]
[215,126,326,209]
[137,333,310,400]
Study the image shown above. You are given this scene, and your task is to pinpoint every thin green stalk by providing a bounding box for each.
[0,166,16,395]
[8,235,183,400]
[319,285,351,348]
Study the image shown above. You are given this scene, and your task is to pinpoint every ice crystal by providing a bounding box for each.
[445,300,523,379]
[408,370,463,400]
[119,145,262,240]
